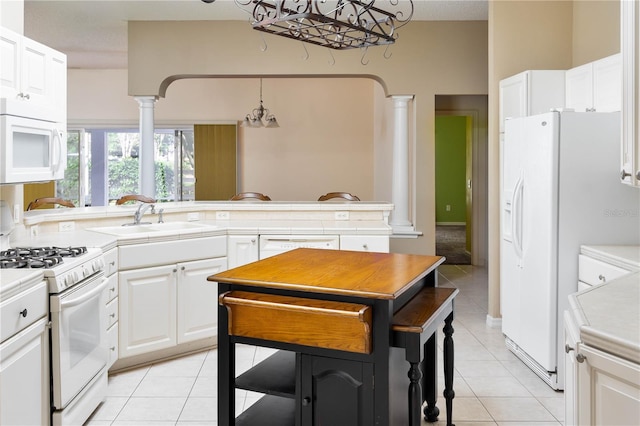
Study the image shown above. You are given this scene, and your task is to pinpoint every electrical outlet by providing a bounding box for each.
[335,211,349,220]
[59,221,75,232]
[215,211,230,220]
[446,205,451,212]
[30,225,39,237]
[187,212,200,221]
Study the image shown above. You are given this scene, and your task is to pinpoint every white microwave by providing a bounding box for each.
[0,100,66,184]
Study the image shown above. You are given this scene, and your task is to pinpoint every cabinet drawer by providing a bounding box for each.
[106,297,118,328]
[579,255,630,286]
[220,291,372,354]
[105,273,118,302]
[0,281,47,342]
[107,323,118,370]
[340,235,389,253]
[104,248,118,277]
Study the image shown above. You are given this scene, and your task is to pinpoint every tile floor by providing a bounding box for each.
[85,264,565,425]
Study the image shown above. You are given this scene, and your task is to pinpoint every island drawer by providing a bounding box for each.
[578,254,631,286]
[219,291,372,354]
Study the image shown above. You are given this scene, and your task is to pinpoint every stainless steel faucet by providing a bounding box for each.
[133,203,155,225]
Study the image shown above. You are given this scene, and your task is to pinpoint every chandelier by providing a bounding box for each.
[204,0,414,50]
[241,78,279,128]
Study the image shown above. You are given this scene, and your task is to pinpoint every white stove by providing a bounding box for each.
[0,246,105,293]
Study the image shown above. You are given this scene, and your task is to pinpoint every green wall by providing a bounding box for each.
[435,115,467,224]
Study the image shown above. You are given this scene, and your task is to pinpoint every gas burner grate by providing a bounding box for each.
[0,246,87,269]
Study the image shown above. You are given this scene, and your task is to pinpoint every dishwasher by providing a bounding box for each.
[259,235,339,259]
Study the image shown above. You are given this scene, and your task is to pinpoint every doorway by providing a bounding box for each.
[435,95,488,266]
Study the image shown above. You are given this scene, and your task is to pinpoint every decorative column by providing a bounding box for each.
[135,96,157,197]
[390,95,415,234]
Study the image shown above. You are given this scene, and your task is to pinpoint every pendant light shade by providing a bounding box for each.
[241,78,279,128]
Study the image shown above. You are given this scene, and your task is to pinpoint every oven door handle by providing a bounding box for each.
[60,277,108,308]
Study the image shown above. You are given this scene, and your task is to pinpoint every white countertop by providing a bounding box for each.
[0,269,45,301]
[570,245,640,364]
[569,272,640,364]
[580,245,640,271]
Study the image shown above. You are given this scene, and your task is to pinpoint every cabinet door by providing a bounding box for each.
[20,37,49,106]
[0,317,49,426]
[621,0,639,186]
[565,63,593,112]
[0,27,21,98]
[499,72,528,133]
[592,54,621,112]
[300,355,374,426]
[576,344,640,426]
[177,257,227,344]
[227,235,259,268]
[563,311,580,426]
[119,265,177,358]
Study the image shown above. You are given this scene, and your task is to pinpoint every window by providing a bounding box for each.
[57,127,195,206]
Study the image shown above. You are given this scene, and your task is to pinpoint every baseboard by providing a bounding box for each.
[485,315,502,328]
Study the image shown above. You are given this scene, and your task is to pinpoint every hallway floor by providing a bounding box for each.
[86,265,565,425]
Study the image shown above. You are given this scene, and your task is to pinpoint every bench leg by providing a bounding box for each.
[407,361,422,426]
[443,313,455,426]
[422,333,440,422]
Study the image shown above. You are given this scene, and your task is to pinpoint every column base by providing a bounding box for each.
[391,225,423,238]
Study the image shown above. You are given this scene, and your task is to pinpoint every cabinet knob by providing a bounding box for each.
[19,308,28,318]
[621,169,632,180]
[598,274,606,282]
[576,353,587,363]
[302,396,311,406]
[110,313,116,318]
[181,266,186,271]
[565,344,574,353]
[362,244,368,250]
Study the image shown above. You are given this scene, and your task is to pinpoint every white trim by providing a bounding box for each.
[485,314,502,328]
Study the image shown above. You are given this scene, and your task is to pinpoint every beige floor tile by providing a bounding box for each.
[464,376,532,397]
[480,397,557,422]
[456,360,513,377]
[435,396,494,422]
[146,352,206,377]
[537,397,565,422]
[132,375,196,397]
[190,375,218,397]
[115,397,186,422]
[179,396,217,422]
[107,371,146,397]
[86,396,129,422]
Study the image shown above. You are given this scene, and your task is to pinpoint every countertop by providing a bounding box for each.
[569,272,640,364]
[0,269,45,301]
[569,245,640,364]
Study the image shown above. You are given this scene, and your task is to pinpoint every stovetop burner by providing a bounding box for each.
[0,246,88,269]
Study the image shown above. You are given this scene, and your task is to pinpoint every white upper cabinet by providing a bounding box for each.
[0,26,67,122]
[499,70,566,133]
[565,53,622,113]
[621,0,639,186]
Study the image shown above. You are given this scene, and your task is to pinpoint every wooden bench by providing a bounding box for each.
[392,286,458,426]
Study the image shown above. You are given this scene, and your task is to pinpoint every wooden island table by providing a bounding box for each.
[209,248,457,426]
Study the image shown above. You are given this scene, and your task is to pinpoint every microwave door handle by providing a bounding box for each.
[60,277,108,309]
[51,129,62,173]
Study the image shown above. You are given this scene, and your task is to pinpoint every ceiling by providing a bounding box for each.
[23,0,489,69]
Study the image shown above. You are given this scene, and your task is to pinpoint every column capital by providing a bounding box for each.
[134,96,158,107]
[391,95,414,104]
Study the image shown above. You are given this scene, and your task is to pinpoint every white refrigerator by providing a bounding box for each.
[500,111,640,390]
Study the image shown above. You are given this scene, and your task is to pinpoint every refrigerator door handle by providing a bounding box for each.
[511,175,524,266]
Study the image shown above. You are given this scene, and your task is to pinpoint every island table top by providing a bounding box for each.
[209,248,444,300]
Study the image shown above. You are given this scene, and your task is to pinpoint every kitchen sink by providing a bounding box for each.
[89,221,218,237]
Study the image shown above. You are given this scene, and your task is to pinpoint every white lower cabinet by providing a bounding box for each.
[119,257,227,359]
[227,235,259,268]
[340,235,389,253]
[575,344,640,426]
[177,257,226,344]
[0,317,50,426]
